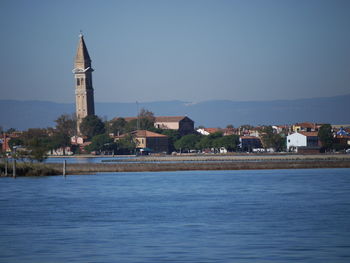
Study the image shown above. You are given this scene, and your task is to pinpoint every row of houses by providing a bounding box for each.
[197,122,325,138]
[1,119,350,155]
[196,122,350,153]
[110,119,349,154]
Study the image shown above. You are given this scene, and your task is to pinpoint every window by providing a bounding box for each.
[77,79,80,86]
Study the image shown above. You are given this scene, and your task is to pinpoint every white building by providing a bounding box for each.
[47,147,73,156]
[287,132,319,152]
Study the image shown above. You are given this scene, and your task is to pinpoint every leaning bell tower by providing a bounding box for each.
[73,33,95,135]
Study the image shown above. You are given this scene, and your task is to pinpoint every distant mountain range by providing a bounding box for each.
[1,94,349,130]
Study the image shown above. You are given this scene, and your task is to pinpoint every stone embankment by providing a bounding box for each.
[47,154,350,175]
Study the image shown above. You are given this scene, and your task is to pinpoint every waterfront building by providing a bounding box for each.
[154,116,194,135]
[239,136,263,152]
[73,33,95,135]
[292,122,322,133]
[118,116,195,136]
[115,130,169,153]
[287,131,320,152]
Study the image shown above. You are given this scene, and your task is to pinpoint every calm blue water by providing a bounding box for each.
[1,169,350,263]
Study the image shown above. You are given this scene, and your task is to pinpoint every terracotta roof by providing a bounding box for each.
[204,128,222,134]
[223,128,238,135]
[299,131,319,137]
[155,116,188,122]
[131,130,168,138]
[294,122,316,128]
[115,116,189,123]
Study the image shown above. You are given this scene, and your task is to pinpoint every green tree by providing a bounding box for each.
[116,135,136,154]
[20,129,51,162]
[55,114,76,137]
[260,126,286,152]
[126,108,155,132]
[209,131,223,139]
[174,134,202,152]
[318,124,333,152]
[196,132,223,150]
[213,135,240,152]
[80,115,106,139]
[48,133,71,155]
[85,134,117,153]
[27,138,48,162]
[196,136,212,150]
[109,118,127,136]
[139,108,155,121]
[125,119,138,133]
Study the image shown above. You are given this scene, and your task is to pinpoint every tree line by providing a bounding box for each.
[1,109,343,162]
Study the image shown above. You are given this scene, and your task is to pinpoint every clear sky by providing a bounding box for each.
[1,0,349,103]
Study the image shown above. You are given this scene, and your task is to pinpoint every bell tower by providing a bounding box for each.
[73,33,95,135]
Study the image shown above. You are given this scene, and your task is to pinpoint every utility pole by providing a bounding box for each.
[136,101,140,130]
[12,159,16,178]
[63,160,66,178]
[12,146,17,178]
[5,157,8,176]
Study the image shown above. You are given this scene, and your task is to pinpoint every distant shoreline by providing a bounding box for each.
[47,154,350,175]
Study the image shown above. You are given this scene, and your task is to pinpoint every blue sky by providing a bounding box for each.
[1,0,349,103]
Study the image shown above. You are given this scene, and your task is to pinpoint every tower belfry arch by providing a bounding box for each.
[73,33,95,135]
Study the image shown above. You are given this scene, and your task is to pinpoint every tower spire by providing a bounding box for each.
[75,33,92,70]
[73,33,95,135]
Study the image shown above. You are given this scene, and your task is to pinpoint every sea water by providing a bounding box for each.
[1,169,350,262]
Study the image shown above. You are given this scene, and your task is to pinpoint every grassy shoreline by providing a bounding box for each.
[2,154,350,176]
[0,162,60,177]
[48,161,350,175]
[49,154,350,175]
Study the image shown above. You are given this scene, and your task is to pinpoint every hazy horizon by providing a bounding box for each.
[1,0,349,104]
[0,92,349,105]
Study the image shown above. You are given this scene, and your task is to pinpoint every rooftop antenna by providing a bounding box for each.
[136,101,140,130]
